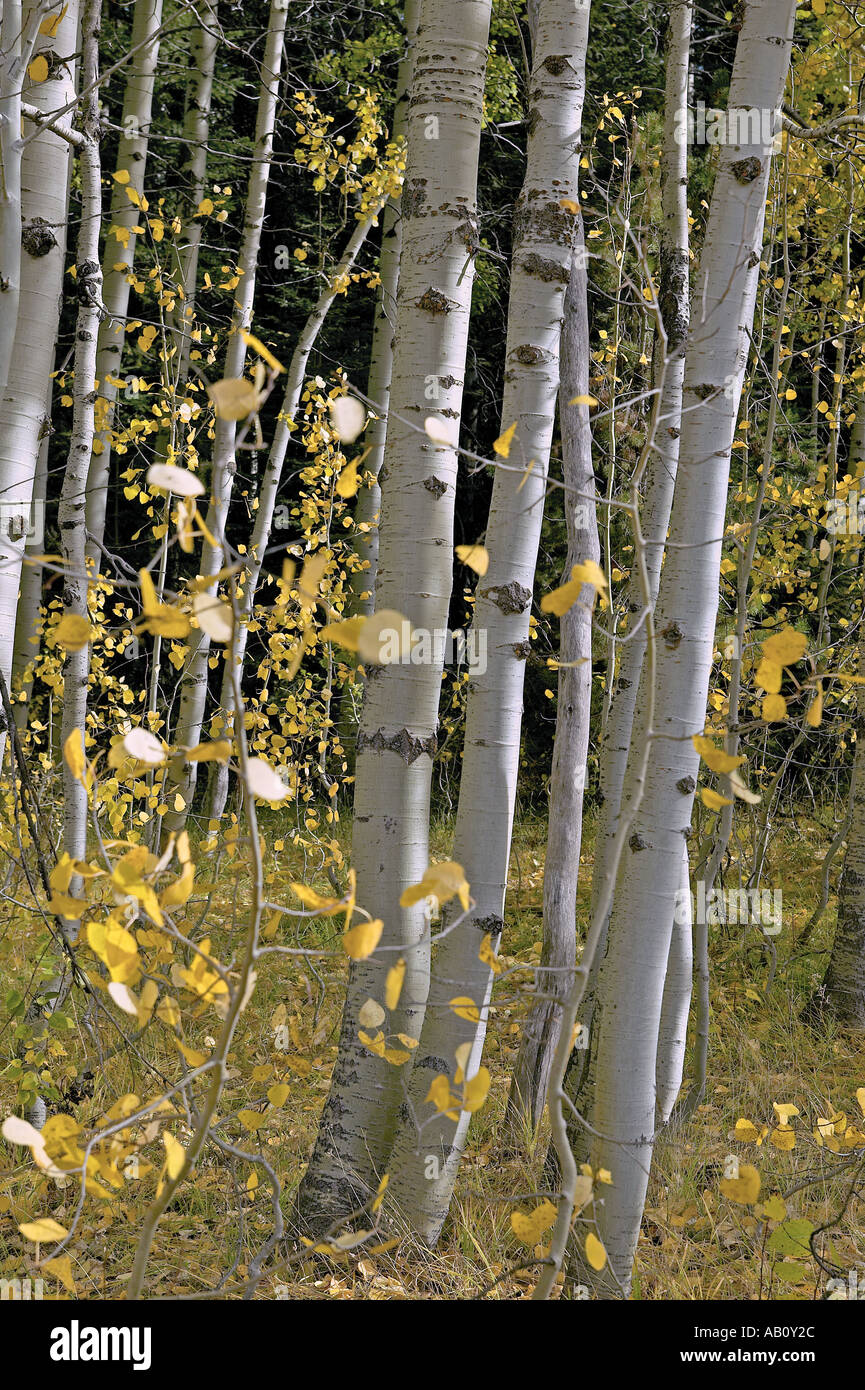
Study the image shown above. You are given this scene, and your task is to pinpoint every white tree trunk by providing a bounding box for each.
[508,225,598,1135]
[85,0,162,565]
[59,0,102,869]
[294,0,493,1236]
[655,843,692,1125]
[558,0,693,1175]
[580,0,797,1296]
[166,0,218,402]
[384,0,590,1244]
[167,0,287,828]
[585,0,692,987]
[0,0,80,727]
[351,0,419,615]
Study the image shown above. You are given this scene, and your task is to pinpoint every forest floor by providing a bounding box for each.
[1,803,863,1300]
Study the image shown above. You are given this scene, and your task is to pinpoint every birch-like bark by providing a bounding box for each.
[0,0,79,717]
[350,0,419,616]
[167,0,287,827]
[59,0,102,867]
[204,210,382,825]
[576,0,797,1296]
[11,395,50,723]
[85,0,162,565]
[558,0,692,1173]
[655,844,692,1125]
[294,0,493,1237]
[0,0,25,401]
[384,0,589,1244]
[507,227,598,1135]
[166,0,218,407]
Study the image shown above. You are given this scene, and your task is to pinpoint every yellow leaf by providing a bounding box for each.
[856,1087,865,1119]
[162,1130,186,1178]
[207,377,263,421]
[39,6,68,37]
[450,996,480,1023]
[762,628,807,667]
[342,918,383,961]
[63,726,87,783]
[240,330,284,374]
[585,1231,607,1271]
[511,1199,558,1245]
[356,609,413,665]
[42,1254,75,1292]
[760,1194,787,1221]
[463,1066,491,1112]
[160,862,195,908]
[400,861,470,912]
[19,1217,68,1242]
[770,1126,796,1151]
[720,1162,761,1205]
[701,787,733,810]
[773,1102,800,1125]
[267,1083,290,1107]
[336,456,360,498]
[385,958,406,1010]
[28,55,49,83]
[478,931,504,974]
[762,693,787,722]
[185,740,232,763]
[559,198,579,214]
[755,657,783,694]
[569,394,599,407]
[113,169,131,184]
[493,422,518,458]
[319,615,366,653]
[237,1110,264,1132]
[455,544,489,577]
[54,613,93,651]
[734,1118,761,1142]
[425,1074,457,1116]
[806,684,823,727]
[371,1174,389,1213]
[692,737,746,774]
[157,995,180,1028]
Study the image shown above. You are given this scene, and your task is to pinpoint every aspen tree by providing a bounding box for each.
[557,0,693,1176]
[573,0,797,1296]
[351,0,419,615]
[167,0,287,828]
[58,0,102,872]
[385,0,590,1243]
[295,0,494,1236]
[508,226,599,1133]
[0,0,80,725]
[85,0,163,566]
[165,0,219,403]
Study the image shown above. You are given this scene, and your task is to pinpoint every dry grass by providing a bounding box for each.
[0,803,862,1300]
